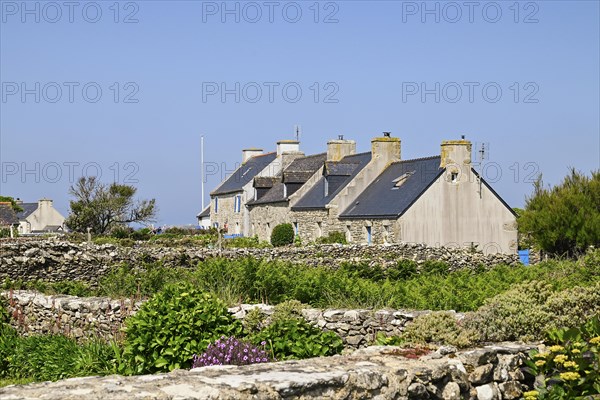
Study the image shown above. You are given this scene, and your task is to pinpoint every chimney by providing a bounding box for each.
[277,140,303,170]
[38,198,53,208]
[440,139,472,168]
[242,148,263,164]
[276,140,300,156]
[327,135,356,161]
[371,133,401,164]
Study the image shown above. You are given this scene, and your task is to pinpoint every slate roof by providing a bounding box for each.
[16,203,38,220]
[0,204,19,225]
[211,152,277,196]
[196,205,210,219]
[248,153,327,206]
[254,177,279,189]
[339,156,443,219]
[292,152,372,210]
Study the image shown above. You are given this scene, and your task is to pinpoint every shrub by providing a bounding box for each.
[130,228,153,241]
[251,318,343,361]
[402,311,479,348]
[224,236,271,249]
[122,283,242,374]
[523,316,600,399]
[110,226,134,239]
[518,169,600,256]
[315,231,347,244]
[462,281,555,342]
[270,299,306,323]
[464,281,600,342]
[192,336,271,367]
[270,223,294,247]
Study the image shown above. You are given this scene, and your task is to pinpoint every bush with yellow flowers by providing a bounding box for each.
[523,316,600,399]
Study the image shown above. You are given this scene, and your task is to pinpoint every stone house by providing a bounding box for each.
[209,140,305,236]
[290,136,402,242]
[338,140,518,254]
[246,152,327,239]
[207,135,517,254]
[15,199,66,234]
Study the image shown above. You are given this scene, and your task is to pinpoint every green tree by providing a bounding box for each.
[0,196,23,213]
[65,176,157,235]
[518,169,600,256]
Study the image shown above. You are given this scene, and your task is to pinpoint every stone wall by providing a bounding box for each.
[1,290,439,348]
[0,343,536,399]
[0,238,522,285]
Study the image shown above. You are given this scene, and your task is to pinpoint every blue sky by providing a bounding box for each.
[1,0,599,226]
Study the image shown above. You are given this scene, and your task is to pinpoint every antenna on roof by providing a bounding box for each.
[476,142,488,199]
[294,125,301,142]
[383,131,391,138]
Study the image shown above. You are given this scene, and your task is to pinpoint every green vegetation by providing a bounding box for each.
[523,317,600,399]
[1,249,599,398]
[121,282,243,374]
[4,249,600,312]
[463,281,600,342]
[518,169,600,256]
[270,223,294,247]
[0,323,120,383]
[251,318,343,361]
[315,231,347,245]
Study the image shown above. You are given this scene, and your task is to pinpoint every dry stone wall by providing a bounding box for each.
[1,290,444,348]
[0,344,536,399]
[0,238,521,285]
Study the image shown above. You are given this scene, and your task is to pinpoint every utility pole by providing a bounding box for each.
[201,135,205,212]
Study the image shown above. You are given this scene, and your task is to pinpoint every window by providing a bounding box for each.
[213,222,219,228]
[366,226,372,244]
[214,197,219,213]
[451,172,458,183]
[234,195,241,213]
[293,222,299,235]
[345,225,352,242]
[316,222,322,237]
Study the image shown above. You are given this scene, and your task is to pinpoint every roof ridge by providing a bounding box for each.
[390,155,440,165]
[251,151,276,159]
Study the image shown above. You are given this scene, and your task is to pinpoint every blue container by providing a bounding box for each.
[518,249,530,265]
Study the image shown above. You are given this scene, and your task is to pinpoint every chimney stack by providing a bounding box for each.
[242,148,263,164]
[371,133,401,164]
[327,137,356,162]
[440,139,472,168]
[276,140,300,156]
